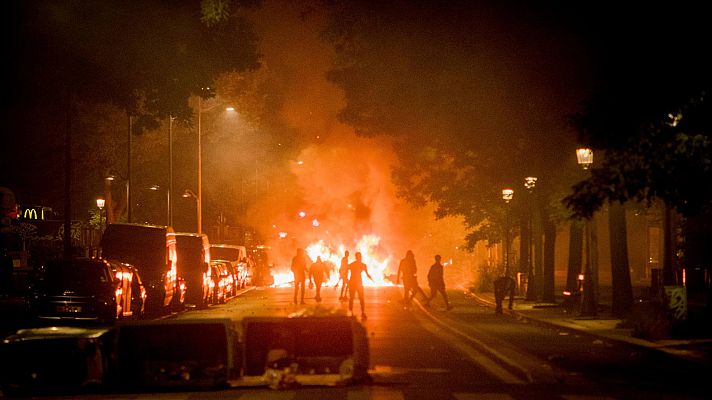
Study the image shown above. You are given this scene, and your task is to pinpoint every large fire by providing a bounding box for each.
[271,234,394,287]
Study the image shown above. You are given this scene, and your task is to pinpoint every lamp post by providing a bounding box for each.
[197,95,235,235]
[182,189,200,233]
[524,176,537,300]
[576,147,597,317]
[502,188,514,275]
[168,115,175,227]
[96,198,106,235]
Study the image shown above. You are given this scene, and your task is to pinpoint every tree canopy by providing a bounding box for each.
[320,0,587,248]
[562,3,712,219]
[3,0,261,207]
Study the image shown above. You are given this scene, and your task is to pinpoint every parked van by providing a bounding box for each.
[175,233,211,308]
[100,223,179,316]
[210,244,249,289]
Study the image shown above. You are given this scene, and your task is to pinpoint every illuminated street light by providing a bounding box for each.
[576,148,593,170]
[576,147,597,317]
[502,188,514,203]
[524,176,538,190]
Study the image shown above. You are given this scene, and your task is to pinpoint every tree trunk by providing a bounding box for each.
[519,216,529,275]
[663,204,676,285]
[534,206,543,300]
[543,218,557,303]
[609,202,633,317]
[590,214,600,301]
[566,222,583,294]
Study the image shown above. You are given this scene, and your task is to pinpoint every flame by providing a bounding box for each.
[271,234,394,287]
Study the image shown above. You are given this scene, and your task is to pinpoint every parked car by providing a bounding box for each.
[109,261,146,320]
[210,260,233,304]
[100,223,180,316]
[210,244,249,289]
[175,233,212,308]
[26,257,143,324]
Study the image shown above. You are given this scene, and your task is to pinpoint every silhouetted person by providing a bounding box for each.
[348,252,373,320]
[494,275,516,314]
[291,248,309,305]
[426,254,452,310]
[310,256,328,302]
[396,250,427,307]
[339,250,350,301]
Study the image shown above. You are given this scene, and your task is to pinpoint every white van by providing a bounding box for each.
[210,244,249,289]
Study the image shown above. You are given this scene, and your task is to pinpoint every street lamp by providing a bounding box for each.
[197,95,236,235]
[576,147,597,317]
[502,188,514,275]
[576,148,593,170]
[96,198,106,234]
[524,177,537,300]
[182,189,200,233]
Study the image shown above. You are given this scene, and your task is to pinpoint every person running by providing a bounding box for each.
[347,252,372,320]
[425,254,452,310]
[310,256,327,303]
[338,250,350,301]
[291,248,309,305]
[396,250,427,307]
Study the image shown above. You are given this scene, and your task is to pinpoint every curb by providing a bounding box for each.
[463,290,710,365]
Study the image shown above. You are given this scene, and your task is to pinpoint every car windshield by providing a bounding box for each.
[211,247,240,261]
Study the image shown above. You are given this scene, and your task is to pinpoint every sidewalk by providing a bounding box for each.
[464,290,712,365]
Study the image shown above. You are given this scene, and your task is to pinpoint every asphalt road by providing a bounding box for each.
[2,284,709,399]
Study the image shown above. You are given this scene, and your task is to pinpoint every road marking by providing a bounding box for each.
[239,391,295,400]
[413,310,526,385]
[454,393,515,400]
[347,387,405,400]
[370,365,450,375]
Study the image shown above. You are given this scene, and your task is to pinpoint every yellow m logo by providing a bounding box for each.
[23,208,38,220]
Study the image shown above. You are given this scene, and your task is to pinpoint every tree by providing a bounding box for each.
[4,1,261,219]
[320,1,584,252]
[563,3,711,310]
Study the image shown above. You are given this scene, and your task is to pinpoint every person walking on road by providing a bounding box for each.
[310,256,328,303]
[291,248,309,305]
[348,252,373,320]
[396,250,427,307]
[425,254,452,310]
[338,250,350,301]
[494,275,516,314]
